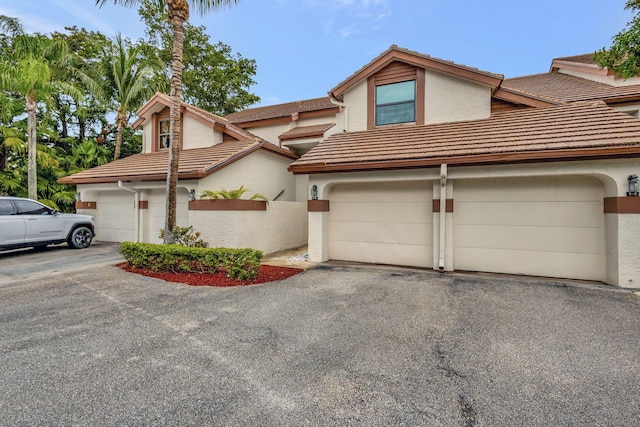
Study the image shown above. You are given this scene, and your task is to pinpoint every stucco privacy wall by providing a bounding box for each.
[190,201,307,254]
[307,159,640,288]
[146,188,190,244]
[197,149,297,202]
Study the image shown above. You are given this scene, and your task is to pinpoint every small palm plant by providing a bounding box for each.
[199,185,268,203]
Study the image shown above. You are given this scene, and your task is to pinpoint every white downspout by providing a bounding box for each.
[118,181,139,242]
[329,97,348,132]
[438,164,447,270]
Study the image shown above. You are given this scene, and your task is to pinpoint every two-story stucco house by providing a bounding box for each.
[60,45,640,288]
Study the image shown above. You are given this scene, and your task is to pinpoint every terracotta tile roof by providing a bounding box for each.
[500,72,640,103]
[224,97,337,124]
[289,101,640,174]
[59,140,298,184]
[552,53,597,65]
[279,123,335,141]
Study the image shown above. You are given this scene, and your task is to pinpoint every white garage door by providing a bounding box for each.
[329,181,433,268]
[454,177,604,281]
[96,191,135,242]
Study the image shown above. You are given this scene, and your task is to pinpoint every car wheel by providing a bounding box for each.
[67,226,93,249]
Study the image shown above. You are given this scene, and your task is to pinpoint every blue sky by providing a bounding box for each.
[1,0,634,107]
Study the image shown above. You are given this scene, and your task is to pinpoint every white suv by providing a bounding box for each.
[0,196,96,250]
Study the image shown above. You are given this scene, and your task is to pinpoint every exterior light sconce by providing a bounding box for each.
[311,185,318,200]
[76,192,81,202]
[188,189,196,201]
[628,174,639,196]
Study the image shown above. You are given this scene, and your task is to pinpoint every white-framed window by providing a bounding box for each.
[375,80,416,126]
[158,120,170,149]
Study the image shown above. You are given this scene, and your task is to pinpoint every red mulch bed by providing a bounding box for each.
[117,262,303,287]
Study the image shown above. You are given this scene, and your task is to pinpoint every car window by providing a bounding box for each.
[0,200,17,215]
[14,200,51,215]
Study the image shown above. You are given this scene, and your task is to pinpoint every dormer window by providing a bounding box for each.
[375,80,416,126]
[159,119,170,149]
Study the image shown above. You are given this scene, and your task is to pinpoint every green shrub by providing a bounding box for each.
[158,225,206,247]
[120,242,263,280]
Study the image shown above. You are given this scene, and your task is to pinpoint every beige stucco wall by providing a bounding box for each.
[342,80,368,132]
[182,114,222,149]
[139,114,222,153]
[197,150,296,202]
[305,158,640,288]
[424,70,492,124]
[245,122,290,146]
[190,201,307,254]
[339,69,492,131]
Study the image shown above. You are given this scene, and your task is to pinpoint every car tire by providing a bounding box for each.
[67,226,93,249]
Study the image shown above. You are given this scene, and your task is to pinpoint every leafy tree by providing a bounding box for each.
[139,4,259,114]
[96,0,241,244]
[0,16,97,200]
[595,0,640,77]
[101,33,163,160]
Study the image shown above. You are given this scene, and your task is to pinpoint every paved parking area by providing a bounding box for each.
[0,245,638,426]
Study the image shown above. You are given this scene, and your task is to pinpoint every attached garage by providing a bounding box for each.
[329,181,433,268]
[96,191,135,242]
[453,176,604,281]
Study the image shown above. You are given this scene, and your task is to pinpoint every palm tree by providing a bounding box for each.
[96,0,240,244]
[0,16,95,200]
[102,33,163,160]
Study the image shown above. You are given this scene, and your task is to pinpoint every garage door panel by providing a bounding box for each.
[330,221,432,246]
[329,181,433,268]
[331,201,430,224]
[456,177,601,202]
[96,191,135,242]
[455,225,603,254]
[330,241,432,268]
[330,181,432,202]
[455,201,603,228]
[454,247,603,281]
[454,177,604,281]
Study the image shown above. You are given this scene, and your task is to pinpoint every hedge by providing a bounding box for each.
[120,242,263,280]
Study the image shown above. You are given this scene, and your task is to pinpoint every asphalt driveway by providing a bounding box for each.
[0,246,638,426]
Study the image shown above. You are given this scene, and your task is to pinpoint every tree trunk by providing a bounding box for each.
[26,94,37,200]
[114,111,126,161]
[163,0,189,244]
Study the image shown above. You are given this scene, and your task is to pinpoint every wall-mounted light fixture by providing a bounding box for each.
[311,185,318,200]
[76,192,81,202]
[188,189,196,201]
[628,174,639,196]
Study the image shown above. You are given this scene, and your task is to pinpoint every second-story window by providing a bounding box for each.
[375,80,416,126]
[158,120,170,149]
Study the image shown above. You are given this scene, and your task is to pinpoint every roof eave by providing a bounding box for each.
[289,146,640,174]
[493,88,559,107]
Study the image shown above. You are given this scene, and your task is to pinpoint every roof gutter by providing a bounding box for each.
[438,164,447,271]
[329,97,349,132]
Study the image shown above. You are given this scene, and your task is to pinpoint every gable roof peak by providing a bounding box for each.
[330,45,503,101]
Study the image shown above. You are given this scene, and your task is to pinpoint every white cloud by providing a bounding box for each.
[51,0,117,35]
[0,6,62,34]
[303,0,390,38]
